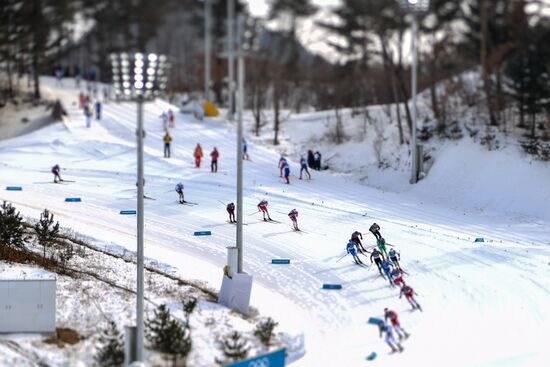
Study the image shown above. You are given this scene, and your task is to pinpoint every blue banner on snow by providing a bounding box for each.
[271,259,290,264]
[366,351,377,361]
[474,237,485,243]
[194,231,212,236]
[367,317,384,325]
[120,210,137,215]
[224,348,286,367]
[322,284,342,290]
[6,186,22,191]
[65,198,82,202]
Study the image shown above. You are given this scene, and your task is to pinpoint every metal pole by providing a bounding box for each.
[204,0,211,101]
[410,13,418,184]
[236,15,244,273]
[227,0,235,121]
[135,95,145,361]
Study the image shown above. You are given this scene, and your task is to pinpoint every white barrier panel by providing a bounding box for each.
[218,273,253,315]
[0,279,56,333]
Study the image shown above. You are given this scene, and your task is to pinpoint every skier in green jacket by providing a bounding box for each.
[377,237,389,259]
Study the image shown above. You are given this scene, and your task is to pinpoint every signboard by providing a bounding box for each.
[65,198,82,202]
[322,284,342,290]
[224,349,286,367]
[120,210,137,215]
[271,259,290,265]
[6,186,22,191]
[194,231,212,236]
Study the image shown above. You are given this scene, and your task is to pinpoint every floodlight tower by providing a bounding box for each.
[400,0,430,184]
[109,52,169,363]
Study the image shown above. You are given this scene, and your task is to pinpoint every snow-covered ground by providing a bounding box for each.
[1,77,549,366]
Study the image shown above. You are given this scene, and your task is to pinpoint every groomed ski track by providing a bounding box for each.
[0,78,549,366]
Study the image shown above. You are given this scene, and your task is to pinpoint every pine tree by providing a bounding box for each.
[94,321,125,367]
[34,208,60,259]
[254,317,278,347]
[0,201,27,256]
[216,331,250,364]
[182,296,197,324]
[146,304,192,366]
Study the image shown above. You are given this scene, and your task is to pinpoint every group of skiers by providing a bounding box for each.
[343,223,424,353]
[307,150,323,170]
[277,155,313,184]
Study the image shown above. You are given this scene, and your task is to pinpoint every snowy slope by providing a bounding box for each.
[0,77,549,366]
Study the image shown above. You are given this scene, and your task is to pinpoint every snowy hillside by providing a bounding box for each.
[0,77,549,366]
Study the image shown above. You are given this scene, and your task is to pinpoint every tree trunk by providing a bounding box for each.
[531,113,536,138]
[391,73,404,145]
[273,82,280,145]
[480,0,497,126]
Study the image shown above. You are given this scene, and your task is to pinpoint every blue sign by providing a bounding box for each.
[474,237,485,243]
[65,198,82,202]
[271,259,290,264]
[322,284,342,290]
[366,351,377,361]
[224,348,285,367]
[120,210,137,215]
[194,231,212,236]
[6,186,22,191]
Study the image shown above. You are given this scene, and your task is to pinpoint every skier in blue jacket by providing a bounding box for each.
[381,259,395,286]
[347,240,363,265]
[175,183,184,204]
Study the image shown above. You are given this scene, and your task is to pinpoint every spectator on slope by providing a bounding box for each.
[388,248,401,269]
[307,150,315,169]
[84,103,92,128]
[210,147,219,173]
[378,321,404,353]
[227,202,236,223]
[369,222,382,240]
[175,182,185,204]
[314,151,322,170]
[278,155,287,177]
[242,138,249,160]
[95,101,102,120]
[163,130,172,158]
[194,143,203,168]
[168,109,175,128]
[160,111,169,130]
[52,164,62,183]
[351,231,367,253]
[400,284,422,311]
[347,239,363,265]
[299,156,311,180]
[79,92,85,109]
[384,308,410,340]
[370,248,384,276]
[288,209,299,231]
[257,199,272,221]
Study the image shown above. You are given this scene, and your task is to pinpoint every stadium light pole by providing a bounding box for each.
[227,0,235,121]
[204,0,212,101]
[110,52,169,363]
[236,14,262,273]
[401,0,429,184]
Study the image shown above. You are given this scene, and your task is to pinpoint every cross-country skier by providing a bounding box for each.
[288,209,299,230]
[283,162,290,184]
[381,259,395,286]
[227,202,236,223]
[370,248,384,275]
[378,321,404,353]
[257,199,272,221]
[369,222,382,240]
[278,156,287,177]
[347,240,363,265]
[299,157,311,180]
[351,231,367,252]
[52,164,62,183]
[388,248,401,269]
[175,183,185,204]
[391,268,406,287]
[210,147,219,173]
[163,131,172,158]
[384,308,410,340]
[400,284,422,311]
[377,237,389,259]
[79,92,85,109]
[194,143,203,168]
[84,103,92,128]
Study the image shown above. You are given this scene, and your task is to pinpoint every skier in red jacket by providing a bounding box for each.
[400,284,422,311]
[384,308,410,340]
[257,199,272,221]
[288,209,299,230]
[227,202,236,223]
[210,147,219,173]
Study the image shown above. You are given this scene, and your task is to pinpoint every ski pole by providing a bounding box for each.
[336,253,348,263]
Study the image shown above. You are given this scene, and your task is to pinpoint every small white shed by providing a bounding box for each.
[0,265,56,333]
